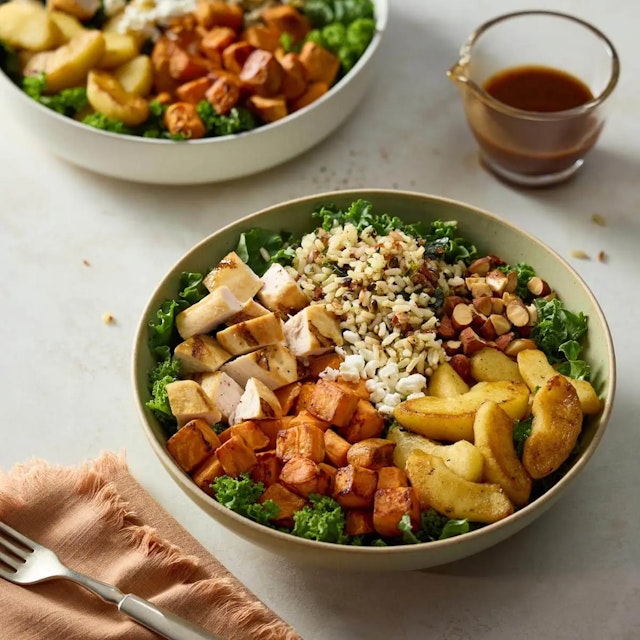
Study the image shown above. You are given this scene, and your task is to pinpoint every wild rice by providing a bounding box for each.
[288,222,465,414]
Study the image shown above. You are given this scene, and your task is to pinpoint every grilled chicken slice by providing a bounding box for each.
[166,379,221,427]
[194,370,243,423]
[176,285,242,339]
[256,263,309,318]
[221,343,304,390]
[173,334,232,374]
[284,304,343,358]
[225,298,271,325]
[203,251,262,302]
[232,377,283,424]
[216,312,284,355]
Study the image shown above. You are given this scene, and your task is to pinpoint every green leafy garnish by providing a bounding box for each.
[531,298,589,378]
[399,509,470,543]
[0,40,20,80]
[236,228,295,276]
[196,102,256,137]
[22,74,88,116]
[292,494,349,543]
[83,112,134,135]
[303,0,375,27]
[213,474,279,525]
[513,416,533,458]
[145,358,181,429]
[423,220,477,264]
[499,262,536,300]
[179,272,208,304]
[147,298,189,361]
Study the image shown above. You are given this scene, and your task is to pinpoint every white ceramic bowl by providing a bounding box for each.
[0,1,388,185]
[132,189,615,571]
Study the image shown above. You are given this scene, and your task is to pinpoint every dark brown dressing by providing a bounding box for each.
[483,65,594,112]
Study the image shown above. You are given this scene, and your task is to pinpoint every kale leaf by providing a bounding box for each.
[498,262,536,300]
[22,74,88,116]
[213,474,279,526]
[235,228,295,276]
[292,494,349,543]
[145,358,181,430]
[513,416,533,458]
[196,102,256,137]
[531,298,589,378]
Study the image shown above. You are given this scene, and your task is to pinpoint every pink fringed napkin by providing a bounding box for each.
[0,452,302,640]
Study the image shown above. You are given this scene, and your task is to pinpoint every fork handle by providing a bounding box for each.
[119,594,224,640]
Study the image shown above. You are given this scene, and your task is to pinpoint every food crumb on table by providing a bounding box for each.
[570,249,590,260]
[591,213,607,226]
[102,312,116,324]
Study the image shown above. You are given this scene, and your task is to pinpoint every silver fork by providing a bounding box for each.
[0,520,223,640]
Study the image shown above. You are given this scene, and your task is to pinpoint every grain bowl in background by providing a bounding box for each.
[0,0,387,184]
[133,189,615,571]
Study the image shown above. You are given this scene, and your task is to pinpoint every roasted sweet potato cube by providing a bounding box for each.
[255,416,293,449]
[215,435,257,476]
[290,80,329,111]
[373,487,420,538]
[169,47,210,82]
[195,0,243,31]
[338,399,385,444]
[222,40,254,74]
[242,25,282,52]
[205,73,242,115]
[346,438,396,470]
[259,482,306,527]
[230,420,270,451]
[306,352,342,378]
[377,466,409,490]
[240,49,283,96]
[279,456,332,498]
[318,462,337,492]
[323,428,351,467]
[201,26,237,57]
[295,381,317,411]
[332,464,377,509]
[246,94,288,123]
[163,102,206,139]
[308,379,359,427]
[345,509,375,536]
[278,52,307,101]
[175,76,213,104]
[262,5,310,44]
[336,377,371,400]
[276,424,325,463]
[191,455,224,496]
[251,450,281,488]
[289,409,330,432]
[217,426,232,444]
[299,42,339,85]
[166,418,222,473]
[274,381,302,415]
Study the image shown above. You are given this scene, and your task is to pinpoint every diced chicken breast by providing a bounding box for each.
[284,304,343,358]
[256,263,309,318]
[225,298,270,325]
[232,377,283,424]
[195,370,243,423]
[173,334,232,374]
[221,343,304,390]
[216,312,284,355]
[176,285,242,339]
[166,380,221,427]
[203,251,262,302]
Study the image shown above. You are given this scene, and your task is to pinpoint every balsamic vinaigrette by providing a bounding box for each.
[483,65,594,112]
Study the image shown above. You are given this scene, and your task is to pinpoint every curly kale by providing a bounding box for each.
[531,298,590,379]
[498,262,537,300]
[213,474,279,526]
[292,494,349,543]
[22,74,88,117]
[146,358,181,430]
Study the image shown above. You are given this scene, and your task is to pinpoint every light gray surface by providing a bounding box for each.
[0,1,638,638]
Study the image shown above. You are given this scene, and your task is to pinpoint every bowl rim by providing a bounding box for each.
[0,0,389,145]
[132,188,616,557]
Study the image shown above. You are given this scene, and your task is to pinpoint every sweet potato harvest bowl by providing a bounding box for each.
[132,189,615,571]
[0,0,387,184]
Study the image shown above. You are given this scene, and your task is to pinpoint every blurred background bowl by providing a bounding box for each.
[0,0,388,185]
[132,189,615,571]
